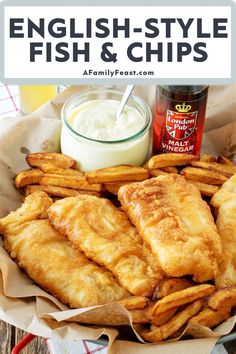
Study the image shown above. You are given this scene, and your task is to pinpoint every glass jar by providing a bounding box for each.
[61,88,152,171]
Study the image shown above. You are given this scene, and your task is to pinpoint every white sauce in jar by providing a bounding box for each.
[67,99,145,141]
[61,92,152,172]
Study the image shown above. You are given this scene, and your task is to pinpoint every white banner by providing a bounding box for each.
[3,5,231,79]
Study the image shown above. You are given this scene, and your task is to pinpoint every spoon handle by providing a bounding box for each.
[116,85,135,120]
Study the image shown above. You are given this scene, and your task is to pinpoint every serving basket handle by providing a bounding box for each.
[11,333,36,354]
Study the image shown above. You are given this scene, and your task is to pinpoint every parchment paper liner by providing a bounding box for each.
[0,85,235,353]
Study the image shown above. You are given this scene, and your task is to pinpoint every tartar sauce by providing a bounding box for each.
[67,99,145,141]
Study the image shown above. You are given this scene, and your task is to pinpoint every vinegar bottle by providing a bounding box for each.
[154,86,209,156]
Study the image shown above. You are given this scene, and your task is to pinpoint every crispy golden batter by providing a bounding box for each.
[48,195,164,296]
[118,174,222,282]
[0,192,129,308]
[211,174,236,288]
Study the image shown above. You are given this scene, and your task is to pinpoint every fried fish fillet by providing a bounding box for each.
[0,192,129,307]
[118,174,222,282]
[211,174,236,288]
[48,195,164,296]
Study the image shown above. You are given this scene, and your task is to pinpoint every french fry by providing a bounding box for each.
[141,300,203,342]
[159,300,204,340]
[180,167,228,185]
[39,163,83,176]
[148,153,199,169]
[208,287,236,313]
[149,169,168,177]
[25,185,44,195]
[161,166,178,174]
[200,154,216,162]
[103,182,132,195]
[189,307,230,328]
[190,161,236,177]
[143,301,158,321]
[72,190,101,197]
[146,278,193,324]
[86,165,149,183]
[130,310,149,324]
[150,321,185,337]
[26,152,76,169]
[188,181,219,197]
[116,296,149,310]
[39,174,101,192]
[15,169,43,188]
[153,278,194,300]
[167,325,187,339]
[151,284,215,316]
[26,185,100,198]
[217,156,233,165]
[151,307,179,326]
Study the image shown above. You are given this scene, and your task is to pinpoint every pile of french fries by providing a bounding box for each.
[117,280,236,342]
[14,151,236,342]
[15,153,101,198]
[15,151,236,199]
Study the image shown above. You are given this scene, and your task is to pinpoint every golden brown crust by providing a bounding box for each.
[211,174,236,288]
[0,192,52,233]
[0,192,129,308]
[118,174,222,282]
[48,195,163,296]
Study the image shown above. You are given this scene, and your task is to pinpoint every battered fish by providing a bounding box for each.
[48,195,163,296]
[0,192,129,307]
[211,174,236,288]
[118,174,222,282]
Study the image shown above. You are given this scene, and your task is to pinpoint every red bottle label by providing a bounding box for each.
[166,110,197,140]
[161,107,198,153]
[154,92,208,156]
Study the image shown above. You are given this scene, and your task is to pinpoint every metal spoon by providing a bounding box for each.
[116,85,135,120]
